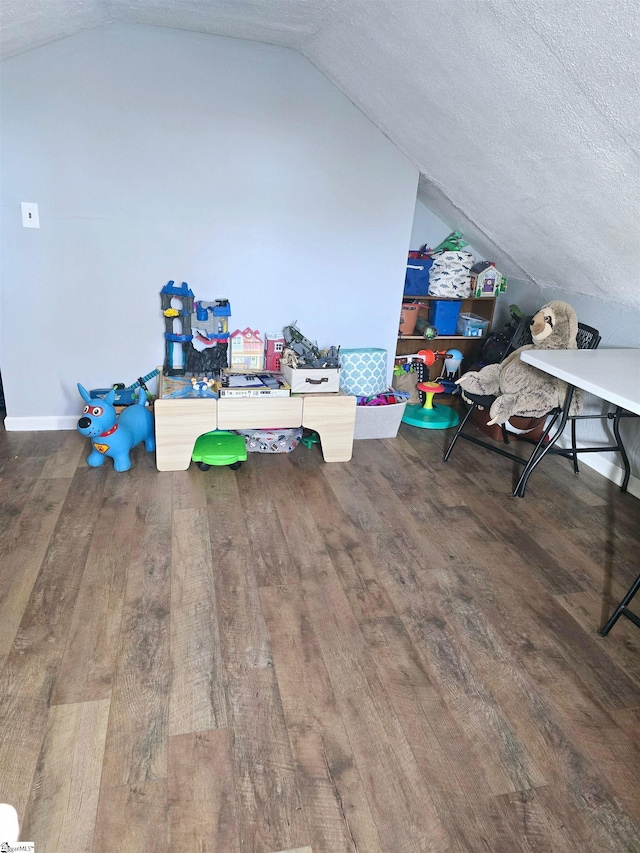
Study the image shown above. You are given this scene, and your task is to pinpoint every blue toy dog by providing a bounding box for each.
[77,383,155,472]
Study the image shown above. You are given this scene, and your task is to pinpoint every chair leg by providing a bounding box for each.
[570,417,579,474]
[512,411,562,497]
[443,403,476,462]
[512,386,576,498]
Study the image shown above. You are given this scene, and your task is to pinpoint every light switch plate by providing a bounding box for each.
[21,202,40,228]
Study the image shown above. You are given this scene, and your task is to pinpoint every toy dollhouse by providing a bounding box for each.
[264,333,285,372]
[230,328,264,370]
[470,262,502,298]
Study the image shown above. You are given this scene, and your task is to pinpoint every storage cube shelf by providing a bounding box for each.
[396,296,496,380]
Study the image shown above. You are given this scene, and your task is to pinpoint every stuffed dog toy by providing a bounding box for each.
[456,300,583,426]
[77,383,155,472]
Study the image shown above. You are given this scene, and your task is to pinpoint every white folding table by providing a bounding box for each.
[520,348,640,635]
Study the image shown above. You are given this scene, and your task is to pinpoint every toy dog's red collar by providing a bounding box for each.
[100,423,118,437]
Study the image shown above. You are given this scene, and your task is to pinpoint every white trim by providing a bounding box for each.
[556,435,640,500]
[4,415,78,431]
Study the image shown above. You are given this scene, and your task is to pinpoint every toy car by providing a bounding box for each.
[191,430,248,471]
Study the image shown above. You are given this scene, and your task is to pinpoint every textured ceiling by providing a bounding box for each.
[2,0,639,305]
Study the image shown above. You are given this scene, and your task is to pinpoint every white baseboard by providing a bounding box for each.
[556,435,640,499]
[3,415,78,431]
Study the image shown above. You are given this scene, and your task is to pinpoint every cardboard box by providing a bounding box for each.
[282,364,340,394]
[354,401,407,439]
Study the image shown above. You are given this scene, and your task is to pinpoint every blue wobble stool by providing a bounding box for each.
[402,381,460,429]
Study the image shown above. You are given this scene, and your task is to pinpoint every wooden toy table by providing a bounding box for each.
[154,382,356,471]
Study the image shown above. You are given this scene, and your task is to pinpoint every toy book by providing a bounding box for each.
[218,371,291,398]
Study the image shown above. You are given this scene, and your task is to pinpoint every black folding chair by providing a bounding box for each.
[443,322,632,497]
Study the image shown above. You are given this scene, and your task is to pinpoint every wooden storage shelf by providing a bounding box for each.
[398,335,477,341]
[396,295,496,380]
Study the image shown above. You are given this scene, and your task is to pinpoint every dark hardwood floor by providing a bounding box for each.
[0,420,638,852]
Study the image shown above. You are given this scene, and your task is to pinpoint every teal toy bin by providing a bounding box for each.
[339,348,387,397]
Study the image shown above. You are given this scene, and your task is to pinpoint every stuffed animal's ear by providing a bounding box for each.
[77,383,91,403]
[105,388,116,405]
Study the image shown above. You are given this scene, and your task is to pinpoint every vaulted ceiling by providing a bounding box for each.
[2,0,638,306]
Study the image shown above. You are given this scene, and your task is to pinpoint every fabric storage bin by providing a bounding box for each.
[339,348,388,397]
[282,364,340,393]
[404,258,433,295]
[235,427,303,453]
[428,251,475,298]
[354,400,407,439]
[429,300,462,335]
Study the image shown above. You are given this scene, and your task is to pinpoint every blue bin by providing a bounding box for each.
[429,300,462,335]
[404,259,433,295]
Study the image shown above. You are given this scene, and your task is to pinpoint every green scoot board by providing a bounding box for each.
[192,431,248,470]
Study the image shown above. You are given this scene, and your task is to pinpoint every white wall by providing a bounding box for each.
[0,23,418,425]
[409,198,484,261]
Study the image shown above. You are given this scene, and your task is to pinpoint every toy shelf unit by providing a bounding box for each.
[396,296,496,379]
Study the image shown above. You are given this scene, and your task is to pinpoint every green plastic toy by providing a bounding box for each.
[191,431,248,471]
[431,230,468,254]
[301,430,321,449]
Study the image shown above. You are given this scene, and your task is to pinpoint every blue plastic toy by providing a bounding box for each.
[77,383,155,472]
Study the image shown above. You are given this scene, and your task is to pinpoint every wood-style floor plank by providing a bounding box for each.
[260,584,382,853]
[205,467,310,853]
[0,475,73,654]
[0,465,107,815]
[52,477,136,704]
[40,431,85,479]
[98,466,172,787]
[318,451,547,798]
[20,698,110,851]
[244,458,381,853]
[92,780,168,853]
[299,465,521,851]
[267,462,451,852]
[168,730,239,852]
[169,505,227,735]
[1,419,638,852]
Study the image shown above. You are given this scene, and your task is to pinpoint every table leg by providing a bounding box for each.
[302,395,356,463]
[154,399,218,471]
[598,573,640,636]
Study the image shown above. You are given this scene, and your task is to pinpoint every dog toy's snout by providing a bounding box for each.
[78,416,91,429]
